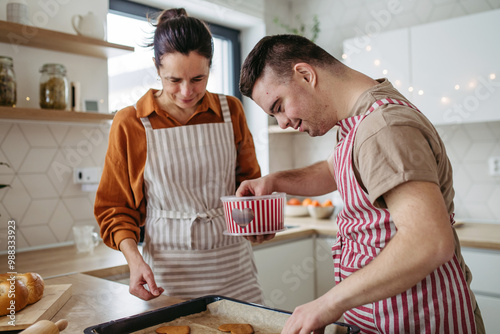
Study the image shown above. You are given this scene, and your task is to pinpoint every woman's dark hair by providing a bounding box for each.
[148,8,213,69]
[240,34,339,99]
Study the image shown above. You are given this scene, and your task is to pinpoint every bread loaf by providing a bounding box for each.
[16,273,44,305]
[0,273,45,316]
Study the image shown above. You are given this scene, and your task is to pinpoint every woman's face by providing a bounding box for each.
[156,51,210,111]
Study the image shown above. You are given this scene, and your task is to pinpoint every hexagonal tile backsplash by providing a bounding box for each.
[0,121,110,251]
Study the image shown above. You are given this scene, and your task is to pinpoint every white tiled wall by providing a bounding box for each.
[265,0,500,223]
[0,121,110,251]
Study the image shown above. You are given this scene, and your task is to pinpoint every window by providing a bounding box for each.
[107,0,241,113]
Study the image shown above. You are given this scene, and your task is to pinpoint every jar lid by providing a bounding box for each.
[40,63,67,74]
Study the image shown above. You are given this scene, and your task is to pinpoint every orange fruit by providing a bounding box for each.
[322,199,333,207]
[311,200,321,207]
[302,198,313,206]
[287,198,301,205]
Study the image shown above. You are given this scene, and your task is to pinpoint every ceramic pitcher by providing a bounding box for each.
[71,12,105,40]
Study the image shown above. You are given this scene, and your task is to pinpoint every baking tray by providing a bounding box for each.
[83,295,360,333]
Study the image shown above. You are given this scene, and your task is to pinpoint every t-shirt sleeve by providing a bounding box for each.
[356,124,440,208]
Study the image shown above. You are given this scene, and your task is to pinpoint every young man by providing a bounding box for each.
[237,34,484,334]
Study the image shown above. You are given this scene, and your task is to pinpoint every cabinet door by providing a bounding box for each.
[315,237,336,298]
[461,247,500,334]
[475,294,500,334]
[343,28,412,99]
[461,247,500,295]
[253,238,315,312]
[411,9,500,124]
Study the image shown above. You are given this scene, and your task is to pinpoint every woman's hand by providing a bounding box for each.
[119,238,164,300]
[128,258,165,300]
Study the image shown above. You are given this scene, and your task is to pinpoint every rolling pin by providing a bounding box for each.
[20,319,68,333]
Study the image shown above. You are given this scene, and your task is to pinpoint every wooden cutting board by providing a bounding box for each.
[0,284,72,331]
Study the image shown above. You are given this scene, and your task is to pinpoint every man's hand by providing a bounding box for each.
[236,160,336,198]
[281,292,343,334]
[236,175,275,197]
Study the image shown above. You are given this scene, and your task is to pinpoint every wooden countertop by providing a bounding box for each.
[0,218,498,332]
[2,243,129,279]
[0,274,184,333]
[272,217,500,251]
[453,221,500,250]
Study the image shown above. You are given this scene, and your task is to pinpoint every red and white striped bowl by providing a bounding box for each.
[220,193,286,235]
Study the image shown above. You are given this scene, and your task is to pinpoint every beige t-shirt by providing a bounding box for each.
[347,79,485,333]
[350,79,454,212]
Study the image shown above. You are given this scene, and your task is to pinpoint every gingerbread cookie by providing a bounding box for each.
[155,325,190,334]
[218,323,254,334]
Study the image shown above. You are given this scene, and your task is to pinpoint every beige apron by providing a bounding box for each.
[140,95,263,303]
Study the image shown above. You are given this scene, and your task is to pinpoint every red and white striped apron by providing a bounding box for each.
[140,94,263,303]
[332,98,477,333]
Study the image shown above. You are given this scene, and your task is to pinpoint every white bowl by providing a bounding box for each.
[285,205,309,217]
[307,206,335,219]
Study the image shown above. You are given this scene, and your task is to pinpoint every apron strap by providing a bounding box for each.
[218,94,232,123]
[140,116,152,128]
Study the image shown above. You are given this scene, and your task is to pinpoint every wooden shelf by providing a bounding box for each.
[0,106,114,123]
[0,20,134,59]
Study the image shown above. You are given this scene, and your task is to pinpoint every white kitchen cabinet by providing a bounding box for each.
[253,235,337,312]
[411,9,500,125]
[253,237,316,312]
[475,294,500,333]
[461,247,500,333]
[343,9,500,126]
[342,27,412,100]
[315,236,336,297]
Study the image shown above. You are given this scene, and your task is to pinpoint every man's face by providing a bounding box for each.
[252,68,333,137]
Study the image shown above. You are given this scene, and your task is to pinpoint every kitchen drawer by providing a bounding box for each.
[461,247,500,296]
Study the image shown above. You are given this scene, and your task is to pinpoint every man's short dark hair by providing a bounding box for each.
[239,34,338,99]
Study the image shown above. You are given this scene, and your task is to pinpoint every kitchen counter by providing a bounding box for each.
[1,273,184,333]
[2,218,499,279]
[3,242,129,279]
[271,217,500,251]
[0,218,498,332]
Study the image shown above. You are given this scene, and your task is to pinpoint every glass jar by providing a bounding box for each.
[39,63,68,110]
[0,56,17,107]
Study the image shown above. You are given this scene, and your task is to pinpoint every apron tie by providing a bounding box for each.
[147,207,225,224]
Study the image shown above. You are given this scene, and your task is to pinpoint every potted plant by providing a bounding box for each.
[273,14,321,43]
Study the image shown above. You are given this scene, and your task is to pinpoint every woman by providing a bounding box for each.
[95,8,263,303]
